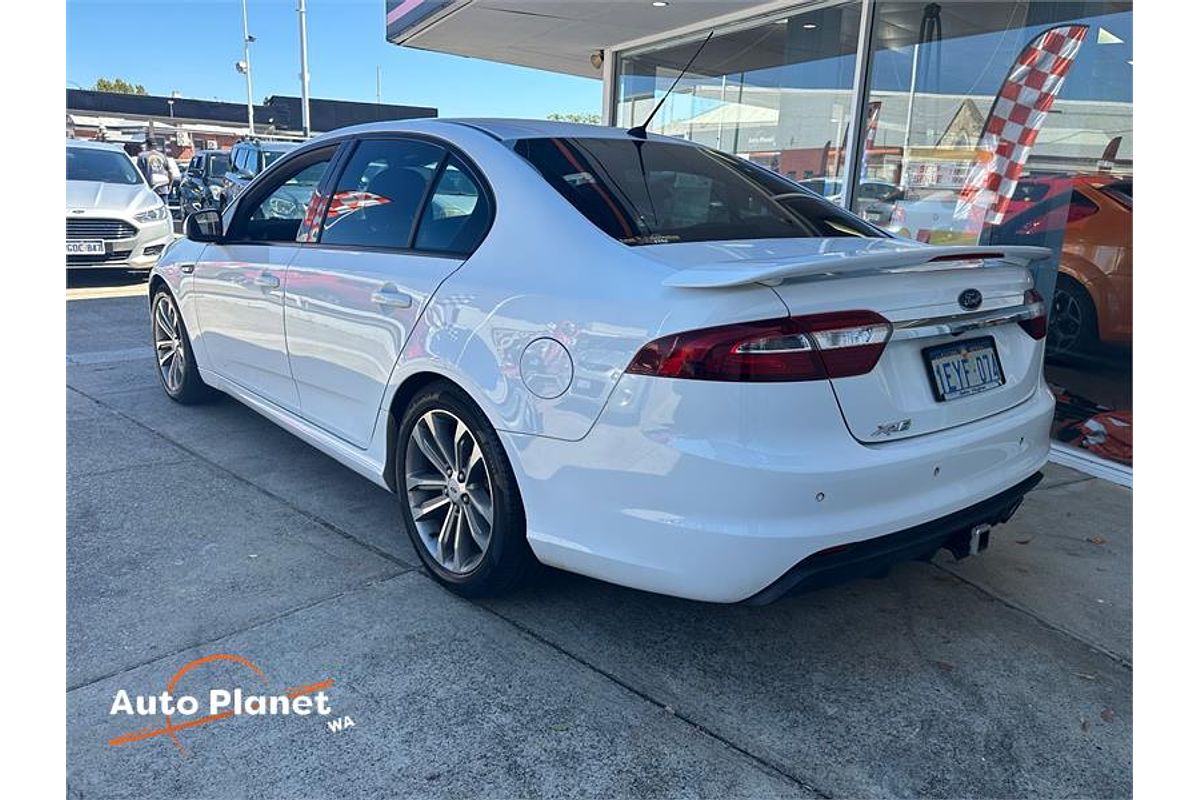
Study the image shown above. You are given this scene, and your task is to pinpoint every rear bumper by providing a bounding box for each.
[744,470,1042,604]
[501,373,1054,603]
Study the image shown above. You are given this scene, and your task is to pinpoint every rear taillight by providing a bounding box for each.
[626,311,892,382]
[1019,288,1047,340]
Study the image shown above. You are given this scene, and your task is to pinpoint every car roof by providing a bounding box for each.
[66,138,128,153]
[307,117,693,147]
[236,140,297,152]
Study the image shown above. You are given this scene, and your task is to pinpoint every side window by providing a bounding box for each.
[236,155,332,243]
[231,147,245,172]
[319,138,444,249]
[414,155,490,254]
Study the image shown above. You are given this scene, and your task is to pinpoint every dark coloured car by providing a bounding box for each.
[221,139,297,207]
[178,150,230,217]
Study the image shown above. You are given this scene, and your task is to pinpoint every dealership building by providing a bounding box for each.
[386,0,1133,483]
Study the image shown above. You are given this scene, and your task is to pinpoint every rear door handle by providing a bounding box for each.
[180,263,195,274]
[371,286,413,308]
[254,272,281,289]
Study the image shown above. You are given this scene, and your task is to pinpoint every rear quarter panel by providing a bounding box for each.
[382,125,788,441]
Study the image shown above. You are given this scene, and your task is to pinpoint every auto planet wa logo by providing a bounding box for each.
[107,654,352,755]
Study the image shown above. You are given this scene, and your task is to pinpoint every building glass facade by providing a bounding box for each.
[614,1,1132,476]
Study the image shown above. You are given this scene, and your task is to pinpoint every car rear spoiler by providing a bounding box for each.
[662,245,1055,289]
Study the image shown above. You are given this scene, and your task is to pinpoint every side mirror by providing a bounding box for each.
[185,209,223,242]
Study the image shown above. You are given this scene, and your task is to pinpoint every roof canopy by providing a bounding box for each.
[386,0,764,78]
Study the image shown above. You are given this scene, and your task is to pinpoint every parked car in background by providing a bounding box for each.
[800,177,901,208]
[221,139,297,207]
[989,178,1132,357]
[178,149,230,217]
[66,139,173,270]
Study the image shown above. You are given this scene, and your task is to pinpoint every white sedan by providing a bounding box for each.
[150,119,1054,603]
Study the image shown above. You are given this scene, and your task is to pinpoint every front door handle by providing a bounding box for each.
[254,272,281,289]
[371,286,413,308]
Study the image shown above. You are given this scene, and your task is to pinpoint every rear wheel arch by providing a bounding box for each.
[383,371,497,493]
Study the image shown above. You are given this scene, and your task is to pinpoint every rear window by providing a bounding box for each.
[263,149,287,169]
[1100,181,1132,207]
[514,137,879,245]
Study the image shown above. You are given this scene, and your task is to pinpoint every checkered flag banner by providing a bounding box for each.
[955,24,1089,226]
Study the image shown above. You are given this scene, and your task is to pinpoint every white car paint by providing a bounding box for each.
[67,139,174,270]
[152,118,1054,603]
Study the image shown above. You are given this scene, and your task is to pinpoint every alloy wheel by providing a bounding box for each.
[153,294,185,394]
[1047,286,1083,354]
[404,409,495,575]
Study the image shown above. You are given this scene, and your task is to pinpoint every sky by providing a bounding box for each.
[65,0,601,118]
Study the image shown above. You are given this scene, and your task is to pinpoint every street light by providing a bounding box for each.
[238,0,256,135]
[297,0,311,137]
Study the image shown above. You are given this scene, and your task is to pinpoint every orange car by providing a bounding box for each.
[993,176,1132,356]
[1049,179,1132,356]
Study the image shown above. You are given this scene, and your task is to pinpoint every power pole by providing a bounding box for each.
[298,0,312,137]
[376,66,382,105]
[240,0,256,135]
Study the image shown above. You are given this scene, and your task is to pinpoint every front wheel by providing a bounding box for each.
[1047,276,1099,358]
[396,382,537,597]
[151,289,218,404]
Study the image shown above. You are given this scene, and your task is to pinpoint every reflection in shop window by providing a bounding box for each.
[617,3,863,182]
[854,1,1132,468]
[617,1,1132,470]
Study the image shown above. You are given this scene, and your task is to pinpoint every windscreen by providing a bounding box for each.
[67,147,142,185]
[515,137,880,245]
[209,153,230,175]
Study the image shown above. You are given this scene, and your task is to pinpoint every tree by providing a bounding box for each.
[547,112,601,125]
[93,78,148,95]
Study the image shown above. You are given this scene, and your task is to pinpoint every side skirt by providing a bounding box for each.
[198,368,393,491]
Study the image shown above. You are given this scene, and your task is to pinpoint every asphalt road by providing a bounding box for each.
[66,272,1132,799]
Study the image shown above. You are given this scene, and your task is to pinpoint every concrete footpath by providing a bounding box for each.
[66,282,1131,799]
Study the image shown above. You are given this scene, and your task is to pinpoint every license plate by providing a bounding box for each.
[923,337,1005,402]
[67,240,106,255]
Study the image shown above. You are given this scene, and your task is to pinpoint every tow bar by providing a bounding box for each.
[968,523,991,556]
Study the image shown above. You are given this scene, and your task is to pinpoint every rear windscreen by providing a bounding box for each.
[514,137,880,245]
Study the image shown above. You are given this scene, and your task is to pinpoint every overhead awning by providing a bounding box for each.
[384,0,771,78]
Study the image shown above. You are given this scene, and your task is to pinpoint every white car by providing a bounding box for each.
[149,119,1054,603]
[67,139,174,269]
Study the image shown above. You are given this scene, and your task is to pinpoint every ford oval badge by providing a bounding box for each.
[958,289,983,310]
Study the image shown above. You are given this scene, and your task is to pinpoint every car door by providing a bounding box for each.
[181,156,202,210]
[191,146,337,411]
[284,136,492,448]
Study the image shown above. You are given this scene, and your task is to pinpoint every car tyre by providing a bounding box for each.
[396,381,538,598]
[151,288,218,404]
[1047,275,1098,358]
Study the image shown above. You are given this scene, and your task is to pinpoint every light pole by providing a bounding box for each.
[238,0,256,136]
[298,0,311,137]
